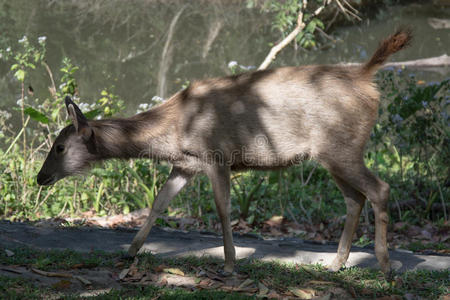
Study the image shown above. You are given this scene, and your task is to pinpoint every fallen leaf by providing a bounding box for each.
[196,279,212,289]
[159,276,168,286]
[236,287,258,293]
[221,285,235,292]
[5,249,14,257]
[74,275,92,285]
[288,287,315,299]
[163,268,184,276]
[31,268,72,278]
[114,261,125,268]
[267,290,281,299]
[238,278,254,289]
[258,282,269,295]
[266,215,283,226]
[154,264,167,273]
[119,268,130,280]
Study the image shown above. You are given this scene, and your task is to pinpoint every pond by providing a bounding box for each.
[0,0,448,117]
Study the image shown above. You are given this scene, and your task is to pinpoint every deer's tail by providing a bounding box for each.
[361,27,413,76]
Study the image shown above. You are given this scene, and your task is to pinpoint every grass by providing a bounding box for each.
[0,246,448,299]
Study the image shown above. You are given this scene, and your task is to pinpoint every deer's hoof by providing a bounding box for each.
[327,261,343,272]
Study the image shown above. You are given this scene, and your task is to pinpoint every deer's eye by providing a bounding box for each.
[56,144,65,154]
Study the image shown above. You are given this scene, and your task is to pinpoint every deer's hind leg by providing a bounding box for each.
[325,159,390,274]
[127,167,193,257]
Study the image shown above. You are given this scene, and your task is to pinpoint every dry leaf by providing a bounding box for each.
[163,268,184,276]
[258,282,269,295]
[288,287,315,299]
[31,268,72,278]
[5,249,14,257]
[119,268,130,280]
[74,275,92,285]
[196,279,212,289]
[159,277,168,286]
[238,278,254,289]
[267,290,281,299]
[71,263,85,269]
[154,264,167,273]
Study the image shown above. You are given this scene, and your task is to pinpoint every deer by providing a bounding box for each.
[37,29,412,276]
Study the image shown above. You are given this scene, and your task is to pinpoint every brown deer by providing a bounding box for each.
[37,29,412,275]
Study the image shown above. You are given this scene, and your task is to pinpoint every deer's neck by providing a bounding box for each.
[90,100,180,161]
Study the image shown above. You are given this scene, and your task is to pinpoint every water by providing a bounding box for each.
[0,0,448,117]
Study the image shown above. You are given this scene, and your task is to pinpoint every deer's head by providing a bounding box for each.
[37,96,96,185]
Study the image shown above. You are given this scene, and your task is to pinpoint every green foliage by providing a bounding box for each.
[0,35,448,233]
[23,107,49,124]
[5,36,46,82]
[250,0,327,49]
[368,70,449,222]
[60,57,79,96]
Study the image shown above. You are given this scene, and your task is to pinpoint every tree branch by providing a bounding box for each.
[258,0,332,70]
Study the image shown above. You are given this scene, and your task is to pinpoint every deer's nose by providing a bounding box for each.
[37,171,55,186]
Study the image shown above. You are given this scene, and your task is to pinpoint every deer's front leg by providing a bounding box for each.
[205,164,235,274]
[128,167,192,257]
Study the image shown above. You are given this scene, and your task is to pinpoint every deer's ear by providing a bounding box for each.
[65,96,92,141]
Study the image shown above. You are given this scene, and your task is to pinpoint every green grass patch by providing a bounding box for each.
[0,247,118,270]
[0,246,449,299]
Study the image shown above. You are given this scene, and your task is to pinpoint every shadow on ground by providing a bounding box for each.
[0,220,448,273]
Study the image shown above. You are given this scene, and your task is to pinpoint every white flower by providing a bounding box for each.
[16,99,23,106]
[6,47,11,52]
[38,36,47,43]
[151,96,164,102]
[0,110,11,119]
[59,82,66,89]
[137,103,150,113]
[18,36,27,44]
[77,102,91,112]
[228,61,238,69]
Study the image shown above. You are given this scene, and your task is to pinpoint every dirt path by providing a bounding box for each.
[1,220,448,272]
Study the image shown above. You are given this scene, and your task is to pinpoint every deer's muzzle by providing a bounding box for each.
[37,171,57,186]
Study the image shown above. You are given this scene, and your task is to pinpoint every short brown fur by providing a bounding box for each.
[38,29,412,275]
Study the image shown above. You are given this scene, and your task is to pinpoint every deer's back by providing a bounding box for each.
[175,65,380,169]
